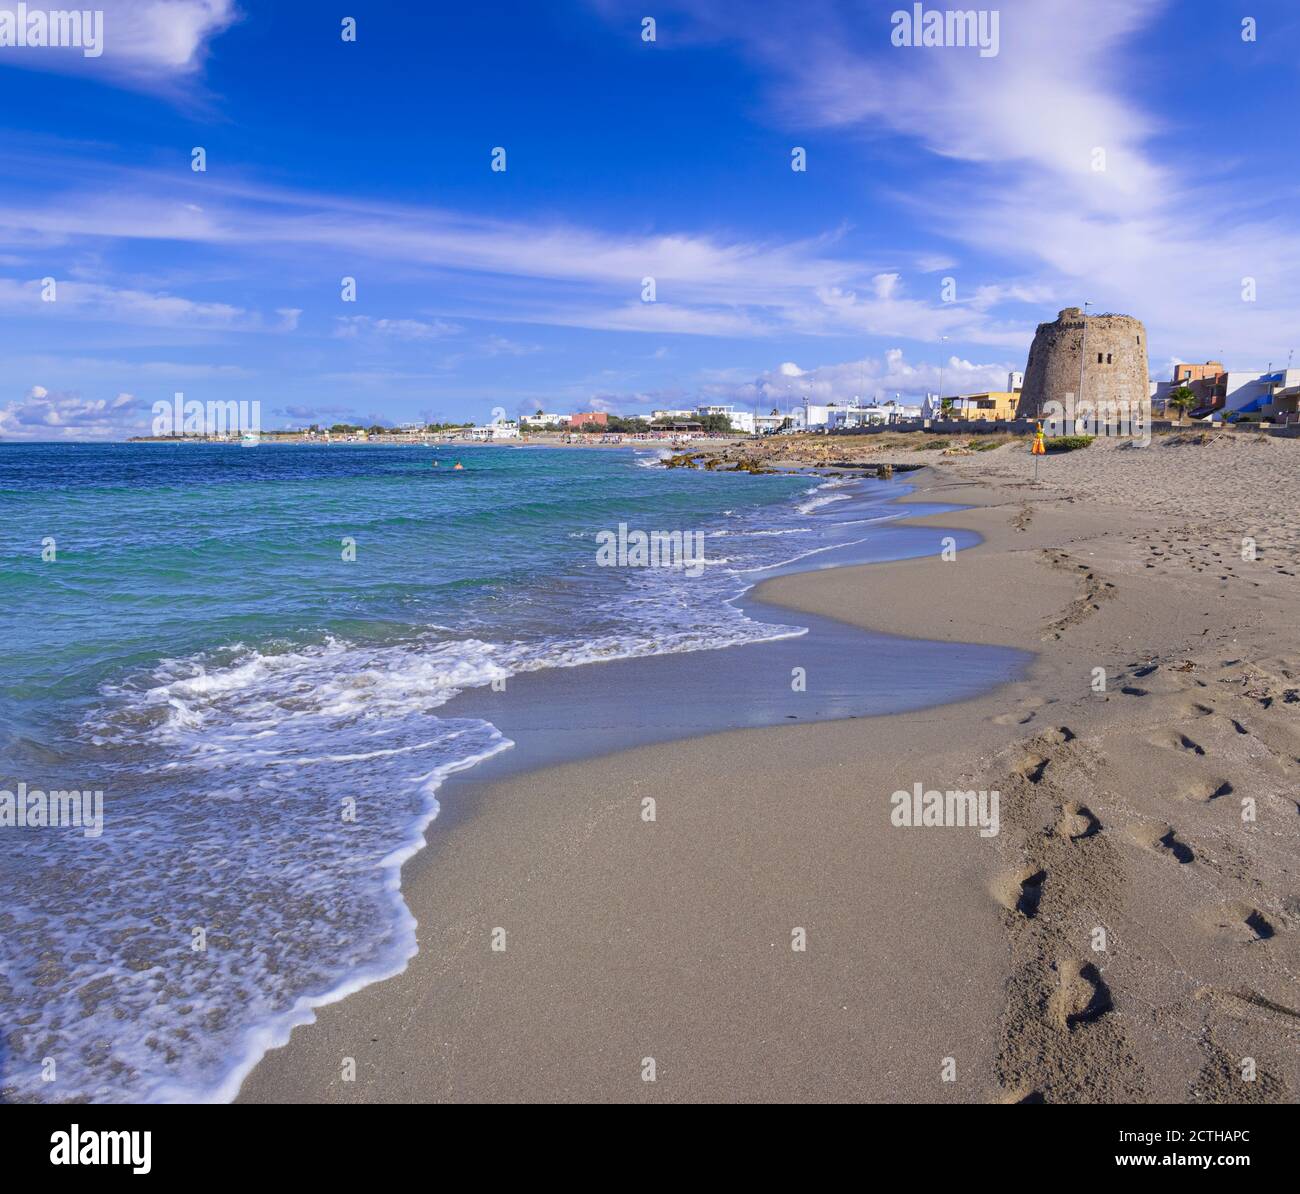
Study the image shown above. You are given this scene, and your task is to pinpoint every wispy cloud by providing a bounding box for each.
[0,165,1036,345]
[595,0,1300,364]
[0,0,240,89]
[333,315,461,341]
[0,276,298,331]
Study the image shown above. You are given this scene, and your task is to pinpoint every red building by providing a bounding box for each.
[568,411,608,428]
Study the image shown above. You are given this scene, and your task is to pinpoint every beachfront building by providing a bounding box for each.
[1173,361,1225,385]
[791,401,839,430]
[463,420,520,441]
[651,408,695,422]
[520,412,568,429]
[753,412,789,434]
[568,411,609,429]
[946,391,1020,421]
[1218,368,1300,417]
[694,403,756,433]
[1152,364,1300,420]
[876,401,924,422]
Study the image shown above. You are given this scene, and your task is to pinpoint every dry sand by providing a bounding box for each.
[239,432,1299,1103]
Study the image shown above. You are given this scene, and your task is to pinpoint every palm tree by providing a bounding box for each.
[1167,386,1197,424]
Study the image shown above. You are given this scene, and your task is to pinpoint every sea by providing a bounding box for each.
[0,441,1024,1102]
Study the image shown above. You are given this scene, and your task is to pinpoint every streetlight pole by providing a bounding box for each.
[1076,300,1091,432]
[937,335,949,419]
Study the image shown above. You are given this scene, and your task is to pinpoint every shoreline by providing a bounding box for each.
[239,441,1300,1103]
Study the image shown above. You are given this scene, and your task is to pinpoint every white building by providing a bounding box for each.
[1222,368,1300,415]
[520,412,567,429]
[791,400,872,430]
[465,420,520,441]
[753,412,789,434]
[1007,371,1025,393]
[692,403,755,433]
[651,408,696,421]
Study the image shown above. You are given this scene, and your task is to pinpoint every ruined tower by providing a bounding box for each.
[1016,308,1149,419]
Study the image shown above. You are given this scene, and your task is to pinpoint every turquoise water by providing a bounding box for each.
[0,441,1011,1102]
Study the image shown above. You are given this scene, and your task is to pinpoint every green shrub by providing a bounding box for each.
[1045,435,1095,453]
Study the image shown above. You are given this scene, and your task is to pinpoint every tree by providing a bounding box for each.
[1167,386,1197,423]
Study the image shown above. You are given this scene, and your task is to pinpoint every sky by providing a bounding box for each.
[0,0,1297,438]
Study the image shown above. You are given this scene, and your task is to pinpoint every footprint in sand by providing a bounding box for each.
[993,866,1046,918]
[1040,726,1075,745]
[1148,729,1206,756]
[1127,820,1195,863]
[1016,754,1050,783]
[1056,802,1100,839]
[1000,1087,1046,1104]
[1050,959,1112,1030]
[993,697,1045,727]
[1182,777,1234,803]
[1196,901,1275,943]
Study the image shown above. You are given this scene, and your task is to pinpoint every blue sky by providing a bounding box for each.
[0,0,1297,437]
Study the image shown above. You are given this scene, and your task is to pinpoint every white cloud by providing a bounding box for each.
[0,1,239,86]
[0,173,1033,346]
[0,276,296,331]
[617,0,1300,366]
[0,384,147,439]
[333,315,461,341]
[705,348,1015,407]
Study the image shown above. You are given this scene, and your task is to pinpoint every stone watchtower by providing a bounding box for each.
[1016,308,1149,418]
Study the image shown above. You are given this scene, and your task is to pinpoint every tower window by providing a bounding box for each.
[1097,353,1103,364]
[1106,353,1113,364]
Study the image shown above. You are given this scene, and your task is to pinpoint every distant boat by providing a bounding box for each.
[240,432,260,448]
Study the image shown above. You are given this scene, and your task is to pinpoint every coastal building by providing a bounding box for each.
[1220,368,1300,416]
[568,411,609,428]
[520,412,568,429]
[1007,371,1025,392]
[947,391,1020,421]
[753,412,788,434]
[464,420,520,441]
[1152,364,1300,419]
[879,402,924,422]
[1173,361,1224,385]
[1016,307,1150,419]
[694,403,756,433]
[651,408,695,422]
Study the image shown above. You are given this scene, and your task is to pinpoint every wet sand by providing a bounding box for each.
[239,441,1300,1103]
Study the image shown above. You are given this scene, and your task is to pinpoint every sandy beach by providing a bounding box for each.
[239,432,1299,1104]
